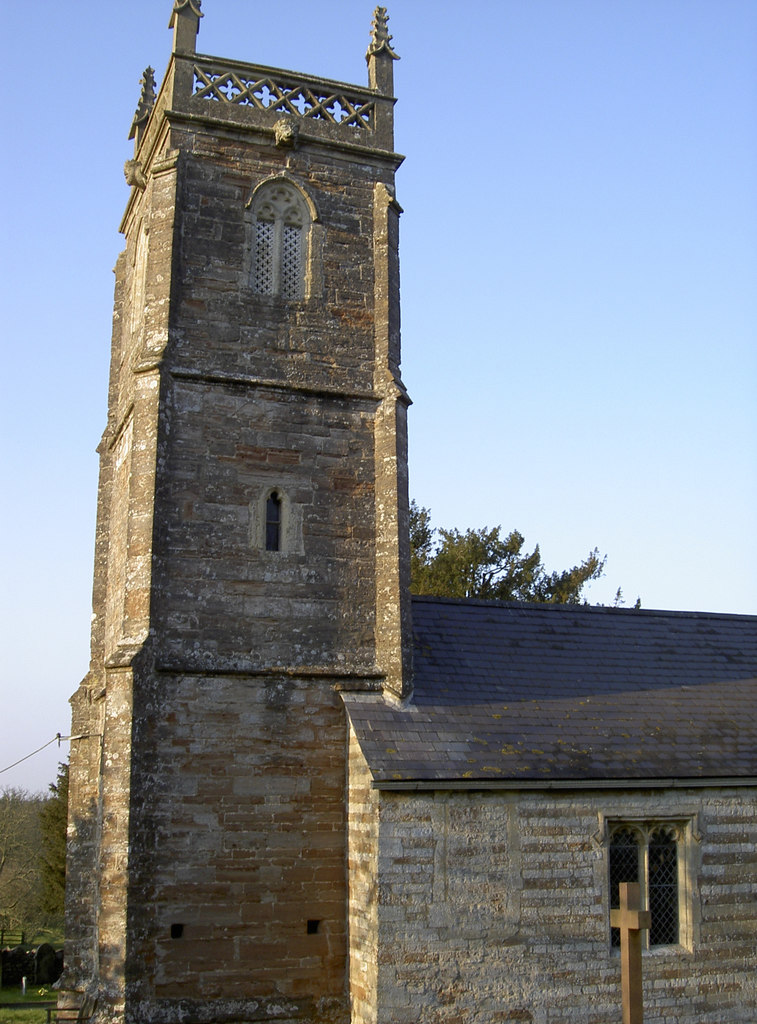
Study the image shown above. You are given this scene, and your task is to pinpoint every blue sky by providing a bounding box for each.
[1,0,755,792]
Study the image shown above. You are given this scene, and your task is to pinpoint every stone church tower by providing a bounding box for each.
[62,6,757,1024]
[63,5,410,1022]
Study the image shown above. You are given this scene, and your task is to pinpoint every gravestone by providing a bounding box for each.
[34,943,59,984]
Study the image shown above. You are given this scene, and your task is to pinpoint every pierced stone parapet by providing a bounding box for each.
[191,60,376,132]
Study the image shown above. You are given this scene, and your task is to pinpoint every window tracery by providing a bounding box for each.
[249,181,309,299]
[608,821,682,948]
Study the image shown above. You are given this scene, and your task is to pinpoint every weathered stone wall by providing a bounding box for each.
[130,125,406,675]
[62,689,104,996]
[348,750,757,1024]
[63,156,178,1009]
[166,137,384,393]
[347,721,379,1024]
[152,375,378,671]
[371,185,412,699]
[119,669,349,1023]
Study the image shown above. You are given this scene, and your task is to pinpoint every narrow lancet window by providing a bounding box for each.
[266,492,282,551]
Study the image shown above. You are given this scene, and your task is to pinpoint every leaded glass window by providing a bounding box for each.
[648,827,678,946]
[609,828,641,948]
[608,822,681,949]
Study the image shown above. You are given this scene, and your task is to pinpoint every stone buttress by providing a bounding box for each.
[62,5,410,1022]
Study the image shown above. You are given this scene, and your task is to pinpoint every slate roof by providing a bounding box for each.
[342,598,757,786]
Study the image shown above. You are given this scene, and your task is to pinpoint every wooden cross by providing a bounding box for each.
[610,882,651,1024]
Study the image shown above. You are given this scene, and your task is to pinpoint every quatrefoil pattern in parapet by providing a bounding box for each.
[192,65,375,129]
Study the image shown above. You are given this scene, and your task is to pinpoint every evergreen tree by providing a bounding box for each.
[410,501,607,604]
[38,762,68,920]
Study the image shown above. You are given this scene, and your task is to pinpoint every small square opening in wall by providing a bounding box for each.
[306,919,320,935]
[170,923,184,939]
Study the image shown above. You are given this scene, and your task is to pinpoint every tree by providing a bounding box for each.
[410,501,606,604]
[0,787,45,934]
[0,763,69,938]
[38,762,68,920]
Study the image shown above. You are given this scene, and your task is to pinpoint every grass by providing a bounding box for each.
[0,987,57,1003]
[0,927,64,1023]
[28,930,64,950]
[0,1009,53,1024]
[0,985,57,1024]
[0,1008,53,1024]
[0,924,64,1023]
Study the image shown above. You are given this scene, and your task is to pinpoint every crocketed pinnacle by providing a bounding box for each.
[129,66,157,141]
[168,0,203,27]
[366,6,399,60]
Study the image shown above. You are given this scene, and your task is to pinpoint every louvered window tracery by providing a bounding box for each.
[250,182,308,299]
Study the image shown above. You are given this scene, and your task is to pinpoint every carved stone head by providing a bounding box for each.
[274,116,299,149]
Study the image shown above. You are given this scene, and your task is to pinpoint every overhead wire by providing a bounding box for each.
[0,733,92,775]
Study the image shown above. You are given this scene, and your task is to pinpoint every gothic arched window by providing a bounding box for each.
[250,181,309,299]
[608,821,682,949]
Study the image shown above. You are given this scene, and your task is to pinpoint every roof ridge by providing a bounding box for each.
[409,594,757,621]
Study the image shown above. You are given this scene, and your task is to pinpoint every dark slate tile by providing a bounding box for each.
[344,599,757,783]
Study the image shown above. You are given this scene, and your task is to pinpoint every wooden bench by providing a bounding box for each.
[50,993,97,1024]
[0,998,96,1024]
[0,1002,56,1023]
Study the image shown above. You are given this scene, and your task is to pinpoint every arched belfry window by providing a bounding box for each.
[249,181,311,299]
